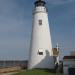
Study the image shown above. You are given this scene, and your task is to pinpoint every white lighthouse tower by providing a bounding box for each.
[28,0,54,69]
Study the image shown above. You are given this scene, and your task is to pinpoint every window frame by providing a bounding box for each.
[38,49,43,55]
[38,19,42,25]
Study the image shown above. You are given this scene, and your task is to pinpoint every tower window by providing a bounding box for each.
[39,20,42,25]
[38,49,43,55]
[39,52,43,55]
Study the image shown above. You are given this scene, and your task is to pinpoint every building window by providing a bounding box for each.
[39,20,42,25]
[38,49,43,55]
[38,52,43,55]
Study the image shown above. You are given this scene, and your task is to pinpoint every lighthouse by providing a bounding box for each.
[28,0,54,69]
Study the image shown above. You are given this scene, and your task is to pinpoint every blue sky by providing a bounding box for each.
[0,0,75,60]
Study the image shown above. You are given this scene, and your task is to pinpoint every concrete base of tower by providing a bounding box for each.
[28,56,55,70]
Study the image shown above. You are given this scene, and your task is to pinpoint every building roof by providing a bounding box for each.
[63,56,75,60]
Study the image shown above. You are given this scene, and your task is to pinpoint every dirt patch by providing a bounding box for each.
[0,66,21,73]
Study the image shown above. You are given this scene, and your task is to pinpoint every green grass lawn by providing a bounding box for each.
[12,69,56,75]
